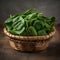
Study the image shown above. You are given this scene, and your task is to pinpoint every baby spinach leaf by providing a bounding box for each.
[28,26,37,36]
[33,20,42,30]
[38,30,47,36]
[50,17,56,26]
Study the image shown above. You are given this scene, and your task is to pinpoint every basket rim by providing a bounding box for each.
[4,27,56,41]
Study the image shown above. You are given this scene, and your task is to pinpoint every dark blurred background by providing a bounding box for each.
[0,0,60,26]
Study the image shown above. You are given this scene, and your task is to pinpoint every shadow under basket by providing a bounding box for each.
[4,27,56,52]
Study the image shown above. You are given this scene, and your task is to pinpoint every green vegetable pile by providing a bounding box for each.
[4,9,56,36]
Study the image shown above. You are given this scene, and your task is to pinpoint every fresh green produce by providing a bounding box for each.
[4,8,56,36]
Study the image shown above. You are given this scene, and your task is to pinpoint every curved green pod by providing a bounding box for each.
[13,22,21,29]
[13,16,19,22]
[5,18,12,24]
[12,19,21,27]
[16,23,24,30]
[12,16,24,28]
[24,8,35,15]
[16,16,25,30]
[10,27,25,35]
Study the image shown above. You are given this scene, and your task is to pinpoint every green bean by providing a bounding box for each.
[13,16,19,22]
[4,8,56,36]
[5,18,12,24]
[12,20,21,27]
[16,23,24,30]
[24,8,35,15]
[16,16,24,30]
[13,22,21,29]
[12,16,23,27]
[10,27,25,35]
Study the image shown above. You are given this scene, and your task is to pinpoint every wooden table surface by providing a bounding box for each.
[0,24,60,60]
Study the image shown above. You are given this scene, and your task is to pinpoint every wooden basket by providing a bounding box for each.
[4,27,56,52]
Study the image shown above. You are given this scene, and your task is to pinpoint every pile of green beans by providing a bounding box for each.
[4,9,56,36]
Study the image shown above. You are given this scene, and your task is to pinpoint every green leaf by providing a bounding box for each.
[38,30,47,36]
[4,18,12,24]
[28,26,37,36]
[50,17,56,26]
[5,22,13,31]
[37,13,43,18]
[51,17,56,22]
[44,22,50,28]
[25,20,28,28]
[33,20,41,30]
[24,8,35,15]
[29,18,37,26]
